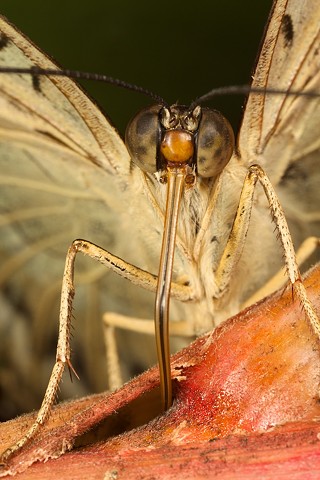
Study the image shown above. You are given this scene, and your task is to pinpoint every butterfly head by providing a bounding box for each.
[126,103,235,185]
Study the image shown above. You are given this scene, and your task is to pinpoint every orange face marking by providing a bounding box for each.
[160,130,194,164]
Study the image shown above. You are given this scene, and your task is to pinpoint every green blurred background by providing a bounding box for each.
[0,0,272,136]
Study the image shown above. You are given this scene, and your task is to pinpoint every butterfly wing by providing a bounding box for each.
[230,0,320,303]
[0,16,158,417]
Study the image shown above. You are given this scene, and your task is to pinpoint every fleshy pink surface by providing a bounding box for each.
[1,264,320,478]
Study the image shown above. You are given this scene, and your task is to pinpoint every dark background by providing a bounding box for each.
[0,0,272,136]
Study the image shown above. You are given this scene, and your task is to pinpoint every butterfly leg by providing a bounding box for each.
[215,164,320,338]
[251,165,320,338]
[0,239,194,463]
[103,315,155,390]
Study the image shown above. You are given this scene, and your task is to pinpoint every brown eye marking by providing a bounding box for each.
[135,145,148,158]
[282,14,294,47]
[125,104,161,174]
[135,111,156,136]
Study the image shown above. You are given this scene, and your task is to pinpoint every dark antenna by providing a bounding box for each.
[190,85,320,109]
[0,66,168,106]
[1,67,319,111]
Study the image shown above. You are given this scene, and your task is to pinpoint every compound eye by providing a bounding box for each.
[197,108,235,178]
[125,104,162,173]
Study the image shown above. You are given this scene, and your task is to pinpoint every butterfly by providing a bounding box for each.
[0,0,320,461]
